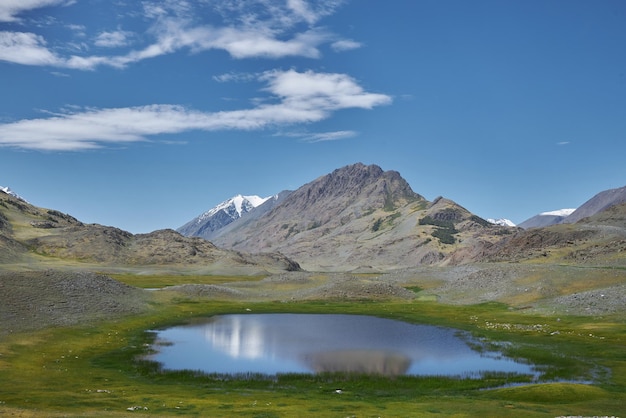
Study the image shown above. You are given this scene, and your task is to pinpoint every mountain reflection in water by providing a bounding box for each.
[147,314,535,377]
[303,350,411,375]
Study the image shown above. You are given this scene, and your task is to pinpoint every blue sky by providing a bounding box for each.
[1,0,625,233]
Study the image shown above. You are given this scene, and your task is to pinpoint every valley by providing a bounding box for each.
[1,164,625,417]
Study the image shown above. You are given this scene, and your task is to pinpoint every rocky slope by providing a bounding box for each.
[563,185,626,224]
[474,203,626,266]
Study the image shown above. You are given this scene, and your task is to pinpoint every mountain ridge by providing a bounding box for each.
[563,185,626,224]
[0,190,299,274]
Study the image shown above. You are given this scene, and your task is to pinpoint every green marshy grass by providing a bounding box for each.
[1,297,624,416]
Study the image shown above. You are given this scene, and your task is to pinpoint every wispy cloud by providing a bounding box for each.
[331,39,361,52]
[213,71,258,83]
[0,31,63,66]
[0,0,354,70]
[0,0,72,23]
[94,30,133,48]
[0,69,391,150]
[300,130,357,143]
[557,141,570,146]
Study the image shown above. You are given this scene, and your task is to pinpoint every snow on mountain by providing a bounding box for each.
[487,218,516,227]
[518,208,576,229]
[540,209,576,217]
[177,194,270,238]
[0,186,25,201]
[197,194,269,222]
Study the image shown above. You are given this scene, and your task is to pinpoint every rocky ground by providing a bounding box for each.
[0,270,148,337]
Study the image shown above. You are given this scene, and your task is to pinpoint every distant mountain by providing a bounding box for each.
[488,218,516,227]
[518,209,576,229]
[206,190,292,241]
[563,185,626,224]
[208,163,509,270]
[518,185,626,229]
[177,194,269,238]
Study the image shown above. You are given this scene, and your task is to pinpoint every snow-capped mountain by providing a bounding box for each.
[177,194,269,238]
[487,218,516,227]
[0,186,25,201]
[200,194,268,220]
[518,208,576,229]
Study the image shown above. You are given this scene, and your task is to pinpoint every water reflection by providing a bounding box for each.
[147,314,535,377]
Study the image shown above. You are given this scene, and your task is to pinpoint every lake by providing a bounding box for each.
[145,313,536,377]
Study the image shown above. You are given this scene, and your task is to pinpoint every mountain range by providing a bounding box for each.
[2,165,625,273]
[176,163,625,271]
[0,189,299,274]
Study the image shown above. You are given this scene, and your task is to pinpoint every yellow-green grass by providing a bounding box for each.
[108,273,267,288]
[1,294,624,417]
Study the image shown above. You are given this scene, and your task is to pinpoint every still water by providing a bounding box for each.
[146,314,535,377]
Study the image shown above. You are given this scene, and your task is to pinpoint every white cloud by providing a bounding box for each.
[0,70,391,150]
[286,0,318,25]
[331,39,361,52]
[0,0,72,22]
[213,71,258,83]
[94,30,133,48]
[50,70,69,77]
[209,0,344,28]
[0,31,62,66]
[262,69,391,110]
[0,0,357,70]
[300,130,357,143]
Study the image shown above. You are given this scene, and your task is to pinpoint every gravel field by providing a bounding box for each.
[0,270,148,337]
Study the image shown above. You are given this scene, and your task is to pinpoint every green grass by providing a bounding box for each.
[1,294,624,417]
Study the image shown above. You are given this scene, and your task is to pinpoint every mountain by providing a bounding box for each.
[208,163,511,270]
[0,190,299,274]
[563,185,626,224]
[488,218,516,227]
[177,194,269,238]
[518,209,576,229]
[518,185,626,229]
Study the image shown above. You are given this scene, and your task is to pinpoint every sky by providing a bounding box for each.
[1,0,625,233]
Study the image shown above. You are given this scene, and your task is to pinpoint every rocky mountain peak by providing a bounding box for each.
[282,163,423,213]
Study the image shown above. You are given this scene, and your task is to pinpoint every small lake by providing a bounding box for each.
[146,314,536,377]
